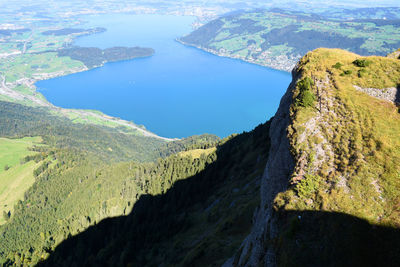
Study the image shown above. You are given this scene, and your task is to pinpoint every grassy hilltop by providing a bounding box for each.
[277,48,400,223]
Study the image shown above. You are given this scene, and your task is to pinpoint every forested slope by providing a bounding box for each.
[0,100,220,266]
[0,101,168,162]
[15,121,271,266]
[0,101,220,162]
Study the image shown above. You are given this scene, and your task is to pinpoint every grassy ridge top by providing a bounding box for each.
[277,47,400,224]
[297,48,400,88]
[270,48,400,265]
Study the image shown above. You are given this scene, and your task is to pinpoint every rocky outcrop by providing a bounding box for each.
[353,85,399,104]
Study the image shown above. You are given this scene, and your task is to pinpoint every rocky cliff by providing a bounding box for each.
[227,48,400,266]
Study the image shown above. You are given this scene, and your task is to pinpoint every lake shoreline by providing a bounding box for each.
[26,51,172,141]
[176,38,293,73]
[37,14,291,138]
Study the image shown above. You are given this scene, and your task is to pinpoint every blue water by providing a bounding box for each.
[37,14,291,138]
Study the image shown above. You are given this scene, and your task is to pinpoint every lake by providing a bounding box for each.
[37,14,291,138]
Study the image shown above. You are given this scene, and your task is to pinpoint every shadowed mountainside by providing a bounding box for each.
[36,121,271,266]
[39,151,400,267]
[270,210,400,267]
[38,49,400,267]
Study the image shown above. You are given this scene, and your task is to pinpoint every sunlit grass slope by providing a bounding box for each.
[275,48,400,227]
[0,137,45,224]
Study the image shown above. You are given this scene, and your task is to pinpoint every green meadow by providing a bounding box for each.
[0,136,45,224]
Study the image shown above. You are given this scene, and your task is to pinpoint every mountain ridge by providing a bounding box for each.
[228,48,400,266]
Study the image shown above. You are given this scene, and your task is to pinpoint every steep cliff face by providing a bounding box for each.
[223,66,297,267]
[228,48,400,266]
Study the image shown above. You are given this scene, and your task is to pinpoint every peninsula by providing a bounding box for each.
[57,46,155,69]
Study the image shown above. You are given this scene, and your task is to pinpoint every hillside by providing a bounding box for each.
[12,48,397,267]
[34,122,270,267]
[0,137,46,225]
[230,48,400,266]
[0,120,268,266]
[0,101,170,162]
[0,99,221,265]
[180,9,400,71]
